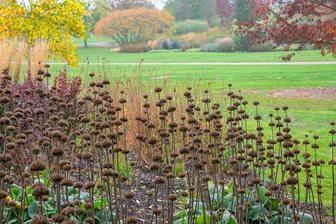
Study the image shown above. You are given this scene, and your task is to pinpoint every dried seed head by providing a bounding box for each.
[52,214,65,223]
[154,176,166,184]
[32,184,49,199]
[126,216,138,224]
[168,194,178,201]
[30,161,46,172]
[32,215,49,224]
[125,191,135,199]
[50,173,64,183]
[60,178,73,187]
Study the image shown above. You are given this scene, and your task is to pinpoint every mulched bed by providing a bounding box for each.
[270,87,336,100]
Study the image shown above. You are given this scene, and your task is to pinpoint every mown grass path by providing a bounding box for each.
[49,61,336,65]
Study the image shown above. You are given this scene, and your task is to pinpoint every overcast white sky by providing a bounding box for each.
[20,0,165,9]
[152,0,165,9]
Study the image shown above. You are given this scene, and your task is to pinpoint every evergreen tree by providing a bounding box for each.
[165,0,216,22]
[202,0,216,25]
[233,0,251,51]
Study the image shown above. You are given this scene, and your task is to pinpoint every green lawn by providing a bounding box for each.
[75,47,336,63]
[51,51,336,204]
[72,36,112,45]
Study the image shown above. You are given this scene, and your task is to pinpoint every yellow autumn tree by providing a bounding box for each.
[94,8,175,46]
[0,0,86,67]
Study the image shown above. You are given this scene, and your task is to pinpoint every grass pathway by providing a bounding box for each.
[48,61,336,65]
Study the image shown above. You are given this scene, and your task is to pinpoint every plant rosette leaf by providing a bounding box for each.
[221,211,237,224]
[196,213,211,224]
[298,212,313,224]
[256,186,268,204]
[192,201,205,213]
[94,198,108,210]
[175,210,187,219]
[265,197,279,212]
[174,218,188,224]
[222,193,237,212]
[248,204,270,221]
[28,200,38,218]
[10,184,22,201]
[7,219,18,224]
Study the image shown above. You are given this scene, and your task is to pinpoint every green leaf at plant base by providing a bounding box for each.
[248,204,270,221]
[196,213,211,224]
[265,198,279,212]
[96,207,115,222]
[43,202,56,215]
[10,184,22,200]
[94,198,108,210]
[221,211,237,224]
[222,193,237,212]
[7,219,18,224]
[192,201,205,213]
[256,186,268,204]
[174,218,188,224]
[175,210,187,219]
[28,200,38,218]
[298,212,313,224]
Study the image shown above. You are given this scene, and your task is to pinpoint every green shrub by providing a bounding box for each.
[171,39,182,49]
[233,34,249,51]
[209,18,221,28]
[248,42,274,52]
[161,39,171,50]
[175,20,209,35]
[158,39,182,50]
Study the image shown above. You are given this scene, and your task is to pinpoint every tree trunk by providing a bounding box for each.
[84,39,88,48]
[27,44,32,75]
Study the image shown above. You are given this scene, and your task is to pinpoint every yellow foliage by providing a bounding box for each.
[94,8,175,46]
[0,0,86,66]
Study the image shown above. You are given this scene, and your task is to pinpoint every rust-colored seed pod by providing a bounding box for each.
[168,194,178,201]
[125,191,135,199]
[60,178,73,187]
[32,185,49,198]
[52,147,64,157]
[75,208,85,216]
[154,176,167,184]
[31,215,49,224]
[126,216,138,224]
[153,208,162,215]
[30,161,46,172]
[52,214,65,223]
[50,173,64,183]
[73,181,83,189]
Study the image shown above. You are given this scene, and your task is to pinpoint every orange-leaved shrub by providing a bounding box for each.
[94,8,175,48]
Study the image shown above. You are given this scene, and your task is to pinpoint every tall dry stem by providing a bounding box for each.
[12,40,27,82]
[0,38,17,72]
[29,39,50,77]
